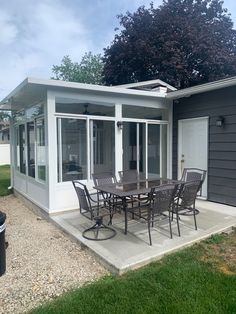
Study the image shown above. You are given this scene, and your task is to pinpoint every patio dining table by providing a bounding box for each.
[94,178,179,235]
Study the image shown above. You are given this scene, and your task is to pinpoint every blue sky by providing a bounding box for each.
[0,0,236,99]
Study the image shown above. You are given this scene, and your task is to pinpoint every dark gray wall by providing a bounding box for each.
[173,86,236,206]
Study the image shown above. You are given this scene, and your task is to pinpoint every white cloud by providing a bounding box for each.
[0,10,18,45]
[0,0,91,99]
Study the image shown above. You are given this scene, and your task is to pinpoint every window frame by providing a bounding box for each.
[14,113,46,183]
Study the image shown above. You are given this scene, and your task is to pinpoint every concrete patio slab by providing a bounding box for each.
[51,200,236,274]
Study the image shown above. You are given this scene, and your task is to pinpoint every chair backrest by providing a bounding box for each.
[179,180,201,208]
[72,180,91,213]
[181,168,207,194]
[181,168,206,183]
[92,172,117,187]
[118,170,138,183]
[150,183,177,215]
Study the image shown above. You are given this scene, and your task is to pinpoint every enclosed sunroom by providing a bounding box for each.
[1,78,175,214]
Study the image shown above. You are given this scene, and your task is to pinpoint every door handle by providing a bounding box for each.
[181,159,185,163]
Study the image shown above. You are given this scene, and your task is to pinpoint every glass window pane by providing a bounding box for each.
[58,118,87,182]
[91,121,115,175]
[15,126,20,170]
[27,122,35,178]
[123,122,137,172]
[122,105,168,120]
[56,97,115,117]
[161,124,168,178]
[148,124,160,178]
[36,119,46,181]
[26,104,44,119]
[19,124,26,174]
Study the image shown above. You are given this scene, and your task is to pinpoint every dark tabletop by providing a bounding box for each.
[94,178,178,197]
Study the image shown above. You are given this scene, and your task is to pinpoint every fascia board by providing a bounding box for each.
[115,79,177,91]
[167,76,236,99]
[27,77,168,99]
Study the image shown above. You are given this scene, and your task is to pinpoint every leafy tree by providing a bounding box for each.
[52,52,104,85]
[103,0,236,88]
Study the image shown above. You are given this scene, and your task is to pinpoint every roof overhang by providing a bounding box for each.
[0,77,169,111]
[167,76,236,100]
[115,79,177,92]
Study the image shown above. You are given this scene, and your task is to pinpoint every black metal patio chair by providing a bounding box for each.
[72,180,116,241]
[181,168,207,196]
[92,172,117,186]
[92,172,119,214]
[129,183,178,246]
[118,169,138,183]
[118,170,148,207]
[172,180,201,236]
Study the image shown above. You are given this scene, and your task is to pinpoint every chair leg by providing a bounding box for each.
[168,211,173,239]
[82,218,116,241]
[148,220,152,246]
[176,212,181,237]
[193,206,198,230]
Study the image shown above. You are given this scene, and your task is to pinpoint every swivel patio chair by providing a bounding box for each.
[72,180,116,241]
[172,180,201,237]
[129,183,178,246]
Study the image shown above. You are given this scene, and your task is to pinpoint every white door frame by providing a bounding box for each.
[178,116,209,196]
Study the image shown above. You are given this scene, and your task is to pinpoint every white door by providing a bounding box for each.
[178,117,208,198]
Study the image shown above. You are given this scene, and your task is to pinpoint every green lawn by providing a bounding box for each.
[30,231,236,314]
[0,165,12,196]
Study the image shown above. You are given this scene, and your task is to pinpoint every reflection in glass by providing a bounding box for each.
[91,120,115,175]
[122,105,168,120]
[123,122,145,176]
[56,97,115,117]
[15,127,20,171]
[19,124,26,174]
[161,124,168,178]
[148,124,160,178]
[123,122,137,172]
[27,122,35,178]
[26,104,44,119]
[36,119,46,181]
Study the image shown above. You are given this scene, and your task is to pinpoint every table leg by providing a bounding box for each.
[122,197,128,235]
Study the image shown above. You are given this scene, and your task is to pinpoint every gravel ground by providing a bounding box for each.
[0,195,108,314]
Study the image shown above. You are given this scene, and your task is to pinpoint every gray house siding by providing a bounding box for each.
[173,86,236,206]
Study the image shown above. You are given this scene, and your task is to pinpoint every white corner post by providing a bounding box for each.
[46,90,57,212]
[115,103,123,178]
[167,101,173,179]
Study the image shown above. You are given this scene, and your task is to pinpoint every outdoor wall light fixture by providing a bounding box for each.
[216,116,225,127]
[117,121,123,130]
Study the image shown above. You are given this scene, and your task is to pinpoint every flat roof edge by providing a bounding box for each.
[167,76,236,99]
[0,78,29,105]
[0,77,169,105]
[27,77,167,98]
[115,79,177,91]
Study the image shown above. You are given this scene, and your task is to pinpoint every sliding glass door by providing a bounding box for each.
[123,121,167,179]
[90,120,115,176]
